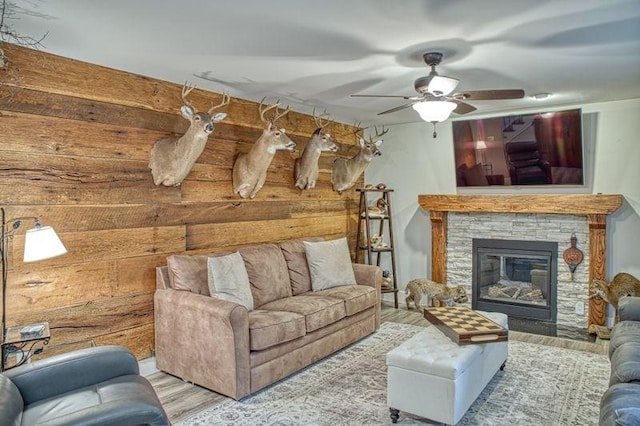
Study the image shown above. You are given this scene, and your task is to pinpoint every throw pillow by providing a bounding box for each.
[304,237,357,291]
[207,252,254,311]
[279,237,323,295]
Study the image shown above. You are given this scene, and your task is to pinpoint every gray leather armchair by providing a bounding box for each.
[0,345,169,426]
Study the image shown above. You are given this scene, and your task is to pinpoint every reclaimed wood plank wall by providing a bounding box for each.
[0,43,363,359]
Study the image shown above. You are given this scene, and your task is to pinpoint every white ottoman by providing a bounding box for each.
[387,311,508,425]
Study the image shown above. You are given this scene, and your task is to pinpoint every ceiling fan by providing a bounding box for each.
[351,52,525,137]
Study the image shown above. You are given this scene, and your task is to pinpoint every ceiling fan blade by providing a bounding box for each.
[452,100,477,115]
[350,94,414,99]
[378,101,418,115]
[453,89,525,101]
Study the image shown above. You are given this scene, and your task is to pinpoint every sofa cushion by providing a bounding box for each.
[239,244,292,308]
[279,237,323,296]
[599,383,640,426]
[304,237,357,291]
[259,295,346,332]
[166,252,232,295]
[21,375,166,426]
[248,310,306,351]
[610,342,640,386]
[207,252,254,311]
[610,320,640,358]
[167,255,210,295]
[308,285,377,316]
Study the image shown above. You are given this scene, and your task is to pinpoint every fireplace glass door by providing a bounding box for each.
[472,239,557,322]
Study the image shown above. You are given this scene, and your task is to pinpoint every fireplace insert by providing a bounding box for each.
[472,238,557,322]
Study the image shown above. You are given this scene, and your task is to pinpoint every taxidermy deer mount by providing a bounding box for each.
[232,98,296,199]
[294,108,338,190]
[331,125,387,194]
[149,82,229,186]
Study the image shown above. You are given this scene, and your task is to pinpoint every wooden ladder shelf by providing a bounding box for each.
[355,188,399,308]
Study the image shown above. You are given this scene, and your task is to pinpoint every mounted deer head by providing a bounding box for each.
[294,108,338,190]
[331,125,387,194]
[232,98,296,199]
[149,82,229,186]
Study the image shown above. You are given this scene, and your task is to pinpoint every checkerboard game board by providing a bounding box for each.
[424,306,508,345]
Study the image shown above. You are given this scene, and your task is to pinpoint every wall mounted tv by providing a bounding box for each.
[452,109,584,187]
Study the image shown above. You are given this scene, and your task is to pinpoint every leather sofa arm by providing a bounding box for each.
[154,288,251,400]
[4,345,138,405]
[618,296,640,322]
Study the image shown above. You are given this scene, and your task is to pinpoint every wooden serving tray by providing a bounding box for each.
[424,306,508,345]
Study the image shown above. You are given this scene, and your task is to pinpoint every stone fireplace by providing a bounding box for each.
[418,194,622,328]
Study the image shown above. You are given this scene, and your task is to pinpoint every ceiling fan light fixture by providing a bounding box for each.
[412,100,457,123]
[427,75,460,97]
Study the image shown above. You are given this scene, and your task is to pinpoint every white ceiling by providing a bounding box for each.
[7,0,640,125]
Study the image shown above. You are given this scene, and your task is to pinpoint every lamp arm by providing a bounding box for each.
[1,209,37,349]
[1,207,7,350]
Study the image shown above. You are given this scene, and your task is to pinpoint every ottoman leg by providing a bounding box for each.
[500,360,507,371]
[390,407,400,423]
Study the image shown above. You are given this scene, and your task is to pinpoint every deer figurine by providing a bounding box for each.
[232,99,296,199]
[294,109,338,190]
[331,125,387,194]
[149,83,229,186]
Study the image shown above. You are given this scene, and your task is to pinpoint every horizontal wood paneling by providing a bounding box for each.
[0,42,360,145]
[0,43,363,359]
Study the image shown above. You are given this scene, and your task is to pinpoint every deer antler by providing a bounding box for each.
[272,103,290,125]
[313,107,331,130]
[353,121,368,141]
[369,125,389,143]
[181,82,198,111]
[259,97,280,125]
[208,92,230,114]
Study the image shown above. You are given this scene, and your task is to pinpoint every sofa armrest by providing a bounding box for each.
[352,263,382,290]
[619,297,640,322]
[352,263,382,329]
[154,289,251,400]
[5,346,138,405]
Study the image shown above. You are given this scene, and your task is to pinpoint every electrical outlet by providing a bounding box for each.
[575,301,584,315]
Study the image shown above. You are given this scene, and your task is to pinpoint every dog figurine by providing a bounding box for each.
[405,278,468,311]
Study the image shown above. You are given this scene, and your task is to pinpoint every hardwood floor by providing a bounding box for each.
[148,302,608,423]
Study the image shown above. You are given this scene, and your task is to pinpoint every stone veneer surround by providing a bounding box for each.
[446,212,589,328]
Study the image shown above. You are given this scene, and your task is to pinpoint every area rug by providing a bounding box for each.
[177,322,609,425]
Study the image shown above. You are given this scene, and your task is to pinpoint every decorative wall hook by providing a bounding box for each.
[562,233,584,281]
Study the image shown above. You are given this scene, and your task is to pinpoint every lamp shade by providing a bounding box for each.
[23,226,67,263]
[412,101,457,123]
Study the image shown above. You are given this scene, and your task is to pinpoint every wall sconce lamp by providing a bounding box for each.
[412,100,457,138]
[1,207,67,365]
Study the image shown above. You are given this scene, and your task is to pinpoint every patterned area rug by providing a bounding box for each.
[177,322,609,425]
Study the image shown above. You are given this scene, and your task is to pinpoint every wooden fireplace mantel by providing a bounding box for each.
[418,194,623,327]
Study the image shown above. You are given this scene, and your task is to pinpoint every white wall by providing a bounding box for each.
[366,98,640,302]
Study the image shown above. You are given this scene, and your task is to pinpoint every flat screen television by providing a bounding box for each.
[452,109,584,187]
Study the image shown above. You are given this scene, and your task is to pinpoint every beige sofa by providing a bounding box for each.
[154,238,382,400]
